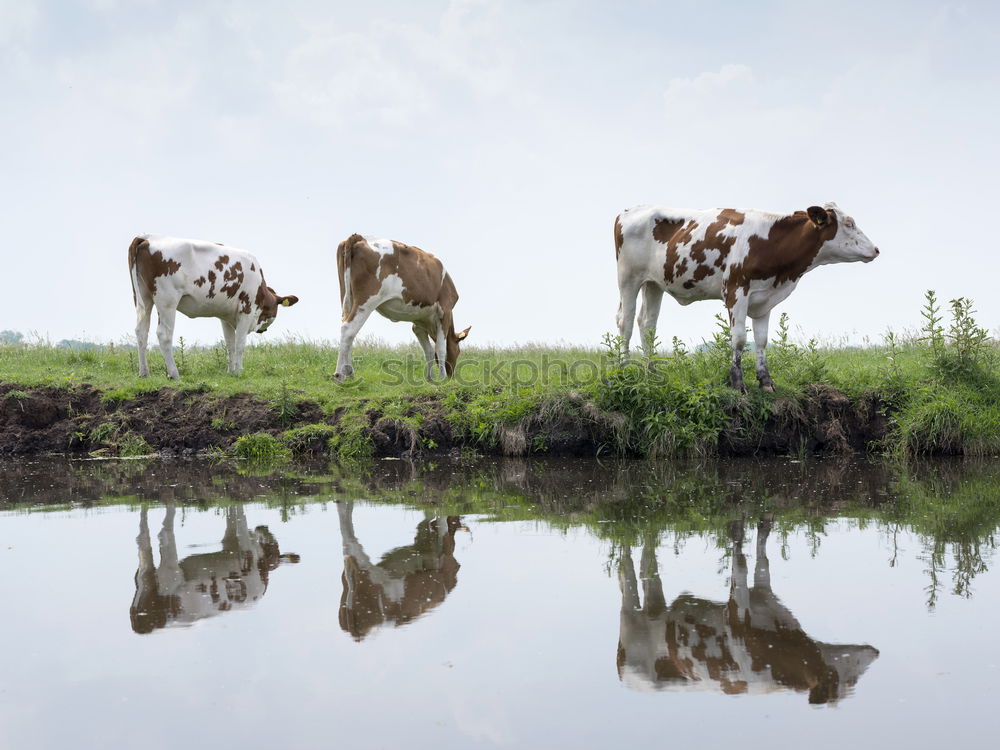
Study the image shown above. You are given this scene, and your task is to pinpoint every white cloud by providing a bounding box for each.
[663,63,755,113]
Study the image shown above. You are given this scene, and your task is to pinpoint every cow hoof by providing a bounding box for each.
[761,384,775,393]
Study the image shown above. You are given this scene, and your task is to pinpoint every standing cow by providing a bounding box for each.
[614,203,879,390]
[128,234,299,379]
[334,234,470,381]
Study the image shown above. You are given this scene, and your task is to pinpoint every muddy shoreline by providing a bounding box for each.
[0,381,895,459]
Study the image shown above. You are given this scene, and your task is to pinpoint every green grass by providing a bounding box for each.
[1,290,998,457]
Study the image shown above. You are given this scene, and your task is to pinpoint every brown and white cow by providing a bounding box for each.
[615,203,879,390]
[335,234,470,381]
[617,520,879,703]
[128,234,299,379]
[130,503,299,634]
[337,500,464,640]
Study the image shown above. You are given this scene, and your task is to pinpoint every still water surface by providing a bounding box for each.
[1,457,998,749]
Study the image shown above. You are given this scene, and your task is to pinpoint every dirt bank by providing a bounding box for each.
[0,382,892,458]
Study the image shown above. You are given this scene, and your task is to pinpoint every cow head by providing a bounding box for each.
[255,283,299,333]
[445,325,471,376]
[810,202,880,265]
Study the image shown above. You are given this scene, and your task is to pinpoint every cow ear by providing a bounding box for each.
[280,295,299,307]
[456,326,471,341]
[807,206,829,227]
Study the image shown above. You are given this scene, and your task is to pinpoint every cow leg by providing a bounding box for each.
[434,323,448,380]
[413,325,436,380]
[334,305,377,381]
[727,296,749,392]
[220,320,237,373]
[615,277,642,353]
[135,295,153,377]
[637,282,664,356]
[751,312,775,391]
[154,303,180,380]
[230,319,252,376]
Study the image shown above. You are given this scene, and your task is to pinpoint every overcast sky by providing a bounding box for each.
[2,0,998,347]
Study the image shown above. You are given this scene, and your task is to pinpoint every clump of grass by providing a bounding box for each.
[117,431,153,457]
[591,332,733,457]
[233,432,289,462]
[272,380,299,426]
[282,423,337,457]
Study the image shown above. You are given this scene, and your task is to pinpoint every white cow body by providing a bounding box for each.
[128,234,298,379]
[615,203,879,390]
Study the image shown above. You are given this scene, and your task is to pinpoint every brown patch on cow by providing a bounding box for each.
[614,215,624,260]
[743,211,837,287]
[238,291,252,315]
[250,263,255,272]
[206,270,217,298]
[193,276,206,288]
[720,210,836,310]
[128,237,181,304]
[654,219,701,283]
[220,261,244,299]
[214,255,229,272]
[691,209,744,267]
[692,264,716,282]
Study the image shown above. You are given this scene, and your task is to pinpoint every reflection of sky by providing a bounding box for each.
[1,502,999,748]
[3,1,1000,346]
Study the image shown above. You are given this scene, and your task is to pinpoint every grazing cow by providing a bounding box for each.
[337,500,464,640]
[130,504,300,634]
[128,234,299,379]
[617,520,879,704]
[614,203,879,390]
[334,234,470,381]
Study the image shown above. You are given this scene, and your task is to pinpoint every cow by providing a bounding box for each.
[337,500,465,640]
[616,519,879,704]
[128,234,299,380]
[614,202,879,391]
[334,234,470,382]
[130,503,300,634]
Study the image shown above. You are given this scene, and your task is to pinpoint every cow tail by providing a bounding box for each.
[128,236,147,311]
[336,235,358,321]
[614,214,624,263]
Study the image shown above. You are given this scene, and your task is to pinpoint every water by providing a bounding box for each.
[1,457,998,749]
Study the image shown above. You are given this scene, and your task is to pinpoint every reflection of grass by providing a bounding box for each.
[3,456,999,607]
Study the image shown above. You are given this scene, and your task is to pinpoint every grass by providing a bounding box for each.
[1,290,998,457]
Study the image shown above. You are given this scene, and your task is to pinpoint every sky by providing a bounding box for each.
[2,0,999,348]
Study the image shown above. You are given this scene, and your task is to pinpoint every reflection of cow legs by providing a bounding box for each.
[618,537,667,617]
[156,503,183,595]
[131,506,181,633]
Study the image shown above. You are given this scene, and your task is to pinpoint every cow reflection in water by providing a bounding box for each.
[617,519,879,704]
[338,500,464,640]
[131,504,299,634]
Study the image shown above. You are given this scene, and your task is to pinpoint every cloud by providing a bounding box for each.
[663,63,755,113]
[272,0,522,129]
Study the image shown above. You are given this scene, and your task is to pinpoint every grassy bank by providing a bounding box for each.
[1,292,998,458]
